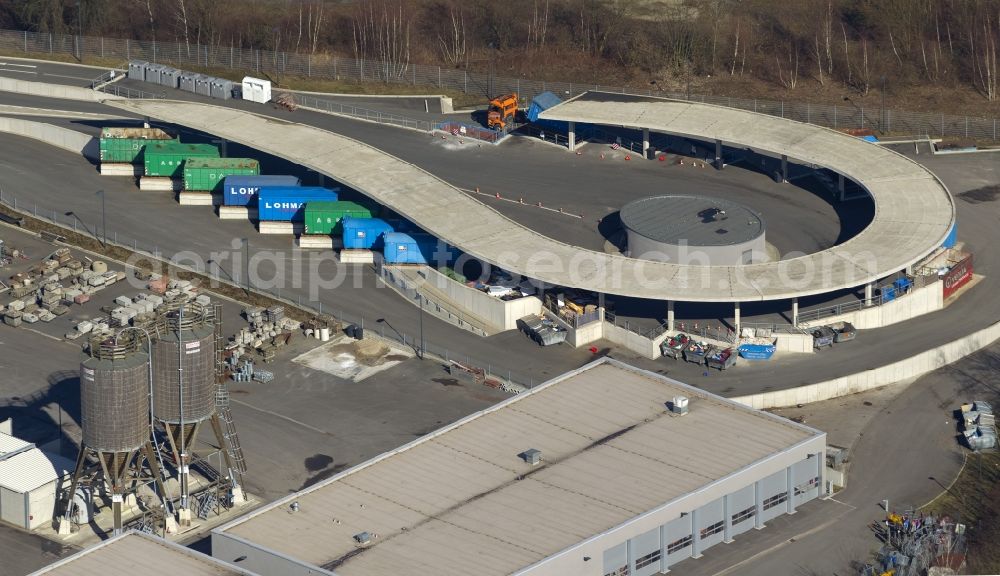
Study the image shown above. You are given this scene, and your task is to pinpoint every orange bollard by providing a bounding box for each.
[625,154,631,161]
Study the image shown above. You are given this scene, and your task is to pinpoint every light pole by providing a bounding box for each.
[96,190,106,246]
[242,237,250,293]
[76,0,84,61]
[880,75,887,134]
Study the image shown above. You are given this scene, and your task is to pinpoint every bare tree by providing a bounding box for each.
[175,0,191,57]
[776,39,800,89]
[527,0,550,51]
[972,12,999,101]
[307,2,324,54]
[353,0,411,82]
[438,3,466,66]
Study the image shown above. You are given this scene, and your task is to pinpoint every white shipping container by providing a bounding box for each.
[115,296,133,307]
[76,321,93,334]
[241,76,272,103]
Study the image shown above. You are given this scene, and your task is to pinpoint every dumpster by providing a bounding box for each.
[517,314,566,346]
[879,285,896,302]
[831,321,856,343]
[812,326,836,349]
[660,333,690,359]
[893,277,912,295]
[706,347,737,370]
[683,342,714,365]
[738,343,776,360]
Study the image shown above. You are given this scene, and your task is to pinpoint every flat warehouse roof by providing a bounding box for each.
[29,531,256,575]
[215,358,823,576]
[107,96,954,302]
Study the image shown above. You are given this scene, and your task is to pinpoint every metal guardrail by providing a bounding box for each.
[97,83,165,99]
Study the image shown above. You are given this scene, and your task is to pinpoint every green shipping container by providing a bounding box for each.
[303,201,375,235]
[99,127,175,164]
[143,141,220,178]
[183,158,260,192]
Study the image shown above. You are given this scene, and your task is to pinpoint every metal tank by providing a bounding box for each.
[79,334,150,454]
[152,303,216,424]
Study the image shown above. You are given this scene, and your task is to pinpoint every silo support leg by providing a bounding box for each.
[715,139,723,169]
[667,301,675,332]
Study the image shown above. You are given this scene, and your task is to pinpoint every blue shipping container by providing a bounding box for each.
[224,175,301,206]
[942,221,958,249]
[381,232,459,265]
[342,217,394,249]
[526,91,562,122]
[257,186,339,222]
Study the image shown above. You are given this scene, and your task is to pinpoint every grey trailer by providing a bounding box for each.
[210,78,234,100]
[178,72,198,93]
[128,60,148,81]
[194,75,213,97]
[159,66,181,89]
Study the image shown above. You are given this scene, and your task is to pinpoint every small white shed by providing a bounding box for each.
[241,76,272,104]
[0,432,74,530]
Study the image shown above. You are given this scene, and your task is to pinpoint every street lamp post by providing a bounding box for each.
[242,238,250,292]
[76,0,83,61]
[419,294,425,359]
[96,190,106,246]
[880,75,887,134]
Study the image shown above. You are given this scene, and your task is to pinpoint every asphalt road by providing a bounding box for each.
[0,90,998,399]
[684,337,1000,576]
[0,58,110,87]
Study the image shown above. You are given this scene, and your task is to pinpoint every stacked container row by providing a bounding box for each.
[257,187,339,222]
[224,175,301,206]
[99,127,175,164]
[381,232,460,265]
[342,218,394,249]
[303,202,375,235]
[144,141,220,178]
[183,158,260,193]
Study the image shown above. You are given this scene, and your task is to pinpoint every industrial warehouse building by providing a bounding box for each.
[29,531,259,575]
[212,358,827,576]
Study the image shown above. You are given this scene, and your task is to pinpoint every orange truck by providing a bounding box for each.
[488,93,518,130]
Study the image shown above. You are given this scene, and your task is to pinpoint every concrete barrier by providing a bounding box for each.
[733,319,1000,409]
[0,77,123,102]
[412,265,541,331]
[0,115,97,162]
[799,280,943,330]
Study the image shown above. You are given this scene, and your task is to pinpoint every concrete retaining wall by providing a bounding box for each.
[775,333,814,353]
[733,319,1000,409]
[0,115,97,162]
[0,77,122,102]
[416,265,541,330]
[603,321,660,359]
[800,281,943,330]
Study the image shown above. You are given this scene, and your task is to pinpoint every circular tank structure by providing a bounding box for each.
[79,334,151,454]
[621,195,766,266]
[152,303,216,424]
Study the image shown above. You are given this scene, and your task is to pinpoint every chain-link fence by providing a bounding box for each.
[2,27,999,141]
[0,189,540,391]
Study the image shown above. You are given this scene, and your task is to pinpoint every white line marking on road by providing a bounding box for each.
[18,327,69,343]
[231,398,331,436]
[0,62,37,68]
[0,69,37,75]
[42,73,94,81]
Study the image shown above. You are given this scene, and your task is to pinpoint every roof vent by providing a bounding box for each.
[354,532,372,545]
[668,396,689,415]
[520,448,542,465]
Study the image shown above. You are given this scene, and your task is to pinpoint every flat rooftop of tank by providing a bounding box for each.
[620,194,765,246]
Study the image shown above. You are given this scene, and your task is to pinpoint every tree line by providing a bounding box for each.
[3,0,1000,100]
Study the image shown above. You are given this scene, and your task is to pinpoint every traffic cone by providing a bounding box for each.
[625,154,631,161]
